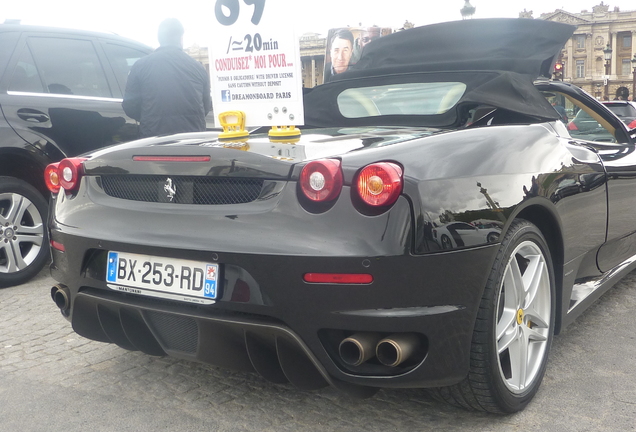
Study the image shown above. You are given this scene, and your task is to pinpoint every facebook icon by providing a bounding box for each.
[221,90,231,102]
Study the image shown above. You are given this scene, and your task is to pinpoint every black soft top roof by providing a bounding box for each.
[304,18,576,128]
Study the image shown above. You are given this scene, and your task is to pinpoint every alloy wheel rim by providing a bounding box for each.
[495,240,551,394]
[0,192,44,273]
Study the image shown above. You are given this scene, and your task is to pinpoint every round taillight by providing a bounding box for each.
[355,162,403,207]
[300,159,343,202]
[58,158,87,192]
[44,163,61,193]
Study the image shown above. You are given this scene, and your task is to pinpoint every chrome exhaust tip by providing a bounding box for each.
[339,333,382,366]
[376,333,420,367]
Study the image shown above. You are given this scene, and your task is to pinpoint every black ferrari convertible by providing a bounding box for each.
[45,18,636,413]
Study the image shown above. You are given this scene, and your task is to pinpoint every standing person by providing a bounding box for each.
[324,29,354,82]
[351,26,382,64]
[123,18,212,138]
[551,100,568,123]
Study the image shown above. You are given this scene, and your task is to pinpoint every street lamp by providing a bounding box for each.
[631,54,636,101]
[603,43,612,100]
[460,0,476,19]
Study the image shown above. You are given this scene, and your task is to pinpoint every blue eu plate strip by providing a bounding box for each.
[106,252,118,283]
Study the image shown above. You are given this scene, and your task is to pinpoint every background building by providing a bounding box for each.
[300,33,326,88]
[539,3,636,100]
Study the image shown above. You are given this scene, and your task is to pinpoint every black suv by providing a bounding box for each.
[0,23,152,287]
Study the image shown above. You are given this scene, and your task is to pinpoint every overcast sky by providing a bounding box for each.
[2,1,635,48]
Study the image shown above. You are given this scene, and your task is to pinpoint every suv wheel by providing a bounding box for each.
[0,177,49,287]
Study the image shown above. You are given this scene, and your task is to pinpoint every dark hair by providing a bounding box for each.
[330,28,354,47]
[616,87,629,99]
[158,18,184,47]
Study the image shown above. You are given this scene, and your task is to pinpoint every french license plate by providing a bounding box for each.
[106,251,219,304]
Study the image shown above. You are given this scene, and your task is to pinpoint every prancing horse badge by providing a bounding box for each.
[164,178,176,202]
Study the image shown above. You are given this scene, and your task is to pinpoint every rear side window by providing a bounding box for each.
[0,32,20,79]
[9,47,44,93]
[26,37,112,98]
[102,43,148,94]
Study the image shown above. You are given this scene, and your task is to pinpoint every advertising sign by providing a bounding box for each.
[209,0,304,127]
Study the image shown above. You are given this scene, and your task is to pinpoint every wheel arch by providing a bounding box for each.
[511,200,565,334]
[0,149,50,199]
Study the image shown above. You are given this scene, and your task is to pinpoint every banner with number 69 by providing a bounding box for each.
[209,0,304,128]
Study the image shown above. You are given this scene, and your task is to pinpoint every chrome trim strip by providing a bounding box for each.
[336,305,464,317]
[7,91,122,102]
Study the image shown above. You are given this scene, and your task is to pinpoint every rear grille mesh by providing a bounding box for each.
[100,175,263,205]
[144,310,199,354]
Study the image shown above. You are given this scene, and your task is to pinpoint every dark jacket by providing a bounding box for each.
[123,46,212,138]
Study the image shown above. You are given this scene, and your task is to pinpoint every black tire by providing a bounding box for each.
[430,219,556,413]
[0,176,49,287]
[440,234,452,249]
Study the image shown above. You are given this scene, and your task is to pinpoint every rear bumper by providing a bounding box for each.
[50,228,497,391]
[48,177,499,392]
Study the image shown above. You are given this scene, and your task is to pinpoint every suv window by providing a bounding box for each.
[25,37,111,98]
[9,47,44,93]
[102,43,148,94]
[0,32,20,78]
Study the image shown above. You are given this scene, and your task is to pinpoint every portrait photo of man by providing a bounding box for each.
[323,26,392,83]
[324,28,354,82]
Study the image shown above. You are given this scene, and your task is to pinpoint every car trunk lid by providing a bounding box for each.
[82,127,445,178]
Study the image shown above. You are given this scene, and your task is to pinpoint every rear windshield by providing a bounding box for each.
[337,82,467,119]
[605,104,636,118]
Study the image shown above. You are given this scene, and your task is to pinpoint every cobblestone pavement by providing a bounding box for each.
[1,267,635,432]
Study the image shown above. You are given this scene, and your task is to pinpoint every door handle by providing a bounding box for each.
[17,108,50,123]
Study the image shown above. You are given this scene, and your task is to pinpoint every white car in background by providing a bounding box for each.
[432,221,501,249]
